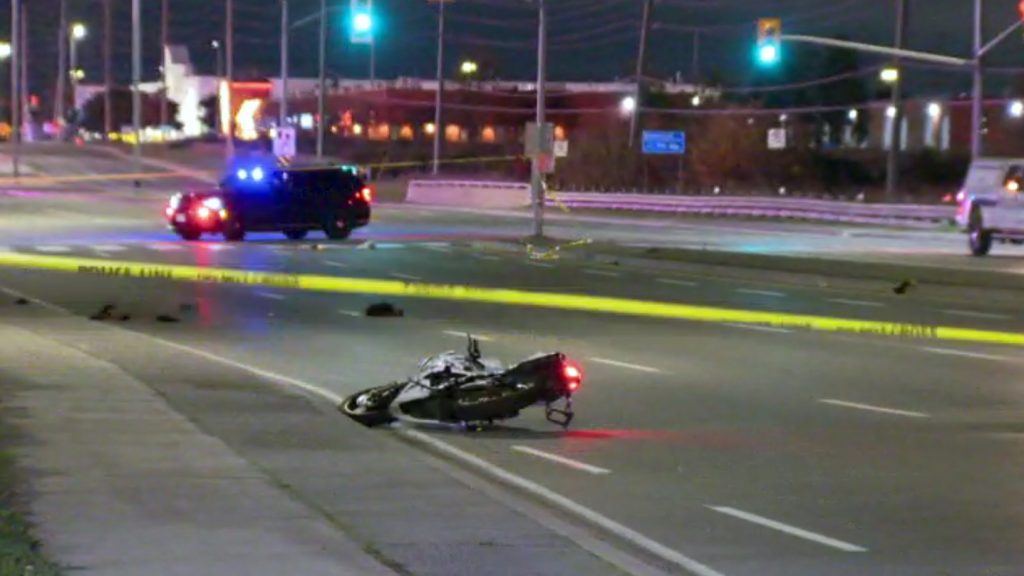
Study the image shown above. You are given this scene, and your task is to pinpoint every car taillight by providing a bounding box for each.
[164,206,174,217]
[358,187,373,203]
[196,206,212,220]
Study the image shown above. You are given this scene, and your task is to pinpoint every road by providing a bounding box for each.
[2,149,1024,575]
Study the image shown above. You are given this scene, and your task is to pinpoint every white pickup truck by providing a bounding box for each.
[955,158,1024,256]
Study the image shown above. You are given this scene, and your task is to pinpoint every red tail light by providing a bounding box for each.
[358,187,373,203]
[196,206,212,220]
[562,363,583,392]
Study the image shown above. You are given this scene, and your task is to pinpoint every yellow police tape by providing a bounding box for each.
[0,251,1023,347]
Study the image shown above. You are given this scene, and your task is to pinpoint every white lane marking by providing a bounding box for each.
[147,243,183,252]
[736,288,786,298]
[942,309,1012,321]
[818,398,930,419]
[441,330,494,342]
[827,298,884,308]
[422,244,452,253]
[372,243,406,250]
[390,272,423,281]
[0,284,725,576]
[204,244,232,252]
[34,245,72,253]
[708,506,868,553]
[511,446,611,475]
[723,323,792,334]
[95,251,113,258]
[526,261,555,269]
[473,254,501,261]
[583,268,621,278]
[338,309,362,317]
[921,347,1006,361]
[324,260,348,268]
[408,430,725,576]
[91,244,127,252]
[657,278,697,288]
[589,357,663,374]
[255,291,286,301]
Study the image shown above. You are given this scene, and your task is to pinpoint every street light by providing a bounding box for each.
[71,22,87,41]
[880,67,899,84]
[69,23,88,120]
[353,12,373,34]
[620,95,637,116]
[460,60,478,76]
[0,42,10,61]
[1010,100,1024,119]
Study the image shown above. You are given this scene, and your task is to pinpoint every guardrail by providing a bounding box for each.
[408,179,531,208]
[547,192,955,227]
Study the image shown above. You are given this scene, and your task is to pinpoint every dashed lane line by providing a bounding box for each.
[511,446,612,475]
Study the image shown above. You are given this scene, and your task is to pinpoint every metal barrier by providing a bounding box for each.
[407,180,531,208]
[547,192,954,226]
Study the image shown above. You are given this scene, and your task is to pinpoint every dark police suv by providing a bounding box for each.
[165,162,371,241]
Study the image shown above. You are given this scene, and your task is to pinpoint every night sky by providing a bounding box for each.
[7,0,1024,106]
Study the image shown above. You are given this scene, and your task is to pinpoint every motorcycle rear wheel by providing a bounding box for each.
[339,384,402,427]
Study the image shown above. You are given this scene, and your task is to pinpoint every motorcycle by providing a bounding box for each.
[339,336,583,429]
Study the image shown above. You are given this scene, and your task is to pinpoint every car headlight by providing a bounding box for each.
[202,197,224,211]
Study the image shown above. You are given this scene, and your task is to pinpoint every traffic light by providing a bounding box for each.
[756,18,782,67]
[350,0,374,45]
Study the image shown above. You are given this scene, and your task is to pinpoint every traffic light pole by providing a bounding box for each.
[970,0,984,159]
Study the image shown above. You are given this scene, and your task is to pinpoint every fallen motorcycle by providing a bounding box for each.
[340,336,583,429]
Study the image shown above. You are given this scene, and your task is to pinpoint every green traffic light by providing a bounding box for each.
[757,42,780,66]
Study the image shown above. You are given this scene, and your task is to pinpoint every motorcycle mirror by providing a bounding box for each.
[466,333,481,360]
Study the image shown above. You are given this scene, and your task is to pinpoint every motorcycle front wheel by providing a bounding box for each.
[339,383,403,427]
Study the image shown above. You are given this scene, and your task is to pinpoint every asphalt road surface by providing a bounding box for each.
[2,174,1024,575]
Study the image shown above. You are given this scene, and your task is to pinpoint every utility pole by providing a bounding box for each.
[56,0,67,125]
[885,0,908,201]
[628,0,653,148]
[161,0,169,127]
[971,0,984,159]
[226,0,235,161]
[431,0,447,175]
[10,0,20,178]
[691,31,700,82]
[370,37,376,82]
[316,0,327,158]
[20,2,27,142]
[104,0,113,138]
[132,0,141,176]
[530,0,547,238]
[280,0,289,128]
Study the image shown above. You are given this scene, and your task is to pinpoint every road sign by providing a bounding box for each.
[642,131,686,155]
[553,140,569,158]
[525,122,555,157]
[767,128,787,150]
[273,127,297,158]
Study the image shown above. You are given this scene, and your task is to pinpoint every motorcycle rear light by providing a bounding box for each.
[567,380,580,392]
[563,365,581,380]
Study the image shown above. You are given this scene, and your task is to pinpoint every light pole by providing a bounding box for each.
[431,0,450,175]
[10,1,19,178]
[970,0,984,159]
[104,0,113,138]
[1,41,11,139]
[56,0,67,124]
[226,0,235,161]
[530,0,547,238]
[885,0,907,202]
[280,0,289,128]
[161,0,169,128]
[316,0,326,158]
[132,0,141,176]
[69,23,87,117]
[628,0,653,148]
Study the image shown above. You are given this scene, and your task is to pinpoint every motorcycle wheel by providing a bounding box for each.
[452,384,541,424]
[339,384,402,427]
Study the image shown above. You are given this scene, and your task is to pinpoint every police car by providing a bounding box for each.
[955,157,1024,256]
[165,161,371,242]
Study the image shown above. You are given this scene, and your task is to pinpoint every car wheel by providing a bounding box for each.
[224,220,246,242]
[179,228,201,241]
[968,207,992,257]
[284,229,309,241]
[323,217,351,240]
